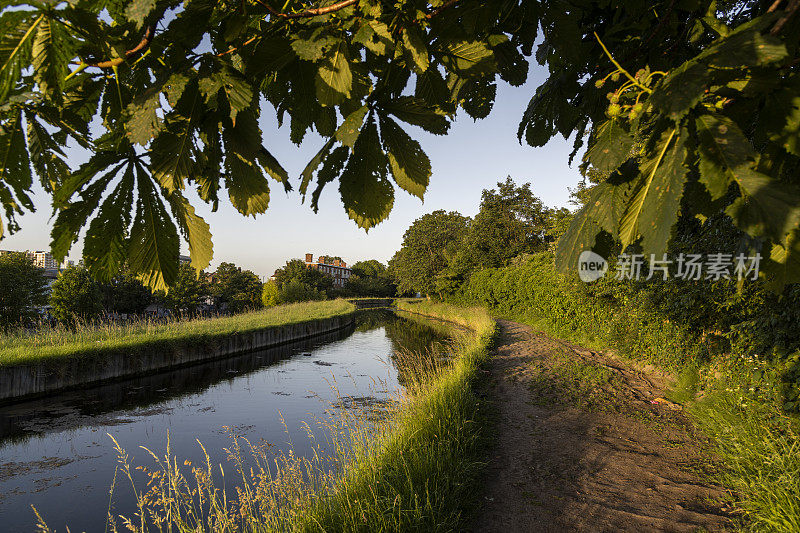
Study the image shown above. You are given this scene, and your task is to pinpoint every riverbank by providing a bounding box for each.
[288,300,497,530]
[455,254,800,531]
[0,300,356,403]
[92,301,497,532]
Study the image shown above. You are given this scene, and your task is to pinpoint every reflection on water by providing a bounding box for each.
[0,310,448,532]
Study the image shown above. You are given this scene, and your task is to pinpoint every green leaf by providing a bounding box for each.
[291,29,335,61]
[128,165,180,290]
[626,129,689,256]
[25,111,68,192]
[335,105,368,147]
[697,113,800,242]
[32,18,71,105]
[379,115,430,200]
[759,85,800,157]
[585,120,634,174]
[459,79,496,119]
[765,229,800,287]
[0,13,41,102]
[222,115,271,216]
[125,88,163,146]
[382,96,450,135]
[415,68,450,106]
[554,211,602,273]
[84,166,135,280]
[339,117,393,229]
[311,145,349,212]
[166,191,213,272]
[440,40,496,78]
[51,166,119,262]
[198,63,253,124]
[0,109,33,213]
[652,16,787,121]
[402,27,429,73]
[150,88,203,191]
[315,41,353,107]
[300,137,335,199]
[353,20,393,56]
[125,0,155,29]
[256,145,290,189]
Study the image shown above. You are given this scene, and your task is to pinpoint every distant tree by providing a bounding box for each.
[101,270,152,315]
[389,210,469,298]
[278,280,325,304]
[273,259,333,293]
[458,177,551,271]
[50,266,103,323]
[0,253,49,329]
[160,264,209,315]
[350,260,386,278]
[346,259,396,297]
[261,281,280,308]
[212,262,263,313]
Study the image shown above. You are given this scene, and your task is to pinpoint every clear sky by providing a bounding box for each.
[2,62,583,279]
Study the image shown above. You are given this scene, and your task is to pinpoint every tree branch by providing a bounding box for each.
[426,0,459,19]
[86,24,156,68]
[771,0,800,34]
[262,0,358,19]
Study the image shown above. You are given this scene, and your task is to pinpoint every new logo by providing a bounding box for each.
[578,251,608,282]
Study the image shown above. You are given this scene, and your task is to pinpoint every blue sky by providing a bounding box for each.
[2,62,584,279]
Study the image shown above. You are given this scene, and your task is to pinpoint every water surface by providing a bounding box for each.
[0,310,448,532]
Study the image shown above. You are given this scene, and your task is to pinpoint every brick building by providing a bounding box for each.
[305,253,352,288]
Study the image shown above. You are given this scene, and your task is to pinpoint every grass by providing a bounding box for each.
[36,301,497,532]
[474,302,800,532]
[689,390,800,532]
[0,300,355,367]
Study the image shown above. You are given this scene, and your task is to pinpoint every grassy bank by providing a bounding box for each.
[0,300,355,367]
[454,253,800,531]
[289,301,496,531]
[68,302,497,532]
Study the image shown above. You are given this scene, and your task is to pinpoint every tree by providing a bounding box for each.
[278,280,325,304]
[101,270,152,314]
[3,1,800,286]
[273,259,333,292]
[212,262,263,313]
[160,264,209,315]
[0,252,48,329]
[458,177,552,271]
[346,259,395,296]
[389,210,469,297]
[0,0,527,289]
[49,266,103,323]
[350,260,386,278]
[262,281,280,307]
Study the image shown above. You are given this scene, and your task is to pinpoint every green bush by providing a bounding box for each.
[261,280,280,307]
[454,252,800,411]
[278,280,325,304]
[49,266,104,323]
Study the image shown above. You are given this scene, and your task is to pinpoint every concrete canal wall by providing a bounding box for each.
[0,313,355,404]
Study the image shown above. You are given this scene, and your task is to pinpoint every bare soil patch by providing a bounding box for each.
[475,319,733,532]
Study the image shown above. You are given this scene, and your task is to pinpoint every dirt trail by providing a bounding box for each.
[475,319,733,532]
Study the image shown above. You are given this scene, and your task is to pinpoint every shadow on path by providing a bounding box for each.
[474,319,733,532]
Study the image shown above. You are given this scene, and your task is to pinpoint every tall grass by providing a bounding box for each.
[36,302,496,532]
[0,300,355,367]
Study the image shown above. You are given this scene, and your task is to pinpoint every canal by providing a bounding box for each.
[0,310,451,532]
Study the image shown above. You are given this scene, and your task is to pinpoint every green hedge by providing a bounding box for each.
[452,252,800,410]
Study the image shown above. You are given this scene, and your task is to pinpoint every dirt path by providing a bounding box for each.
[475,319,733,532]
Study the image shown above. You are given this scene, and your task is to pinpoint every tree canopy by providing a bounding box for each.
[0,252,48,328]
[2,0,800,287]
